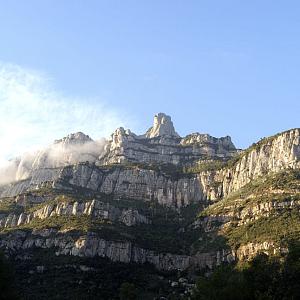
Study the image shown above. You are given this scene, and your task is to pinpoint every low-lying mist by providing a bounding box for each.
[0,137,108,186]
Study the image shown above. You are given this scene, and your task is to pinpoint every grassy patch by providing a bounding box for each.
[225,208,300,248]
[0,197,23,215]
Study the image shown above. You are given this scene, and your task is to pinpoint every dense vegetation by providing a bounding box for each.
[0,251,18,300]
[226,208,300,248]
[199,169,300,250]
[10,248,183,300]
[192,241,300,300]
[0,199,202,255]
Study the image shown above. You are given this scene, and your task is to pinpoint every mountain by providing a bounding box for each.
[0,113,299,299]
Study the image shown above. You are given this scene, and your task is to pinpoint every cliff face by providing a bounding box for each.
[2,129,299,207]
[99,113,237,166]
[0,113,299,278]
[0,228,237,271]
[8,132,105,182]
[0,165,206,208]
[0,198,150,228]
[219,128,300,196]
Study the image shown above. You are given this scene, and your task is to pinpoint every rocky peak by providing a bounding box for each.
[14,132,99,181]
[99,113,238,165]
[145,113,180,138]
[54,132,93,146]
[109,127,137,150]
[181,133,236,150]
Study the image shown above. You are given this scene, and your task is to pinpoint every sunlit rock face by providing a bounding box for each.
[144,113,180,138]
[0,164,207,208]
[54,132,93,146]
[99,113,237,166]
[215,128,300,197]
[1,113,238,185]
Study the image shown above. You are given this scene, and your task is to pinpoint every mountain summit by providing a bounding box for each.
[145,113,180,138]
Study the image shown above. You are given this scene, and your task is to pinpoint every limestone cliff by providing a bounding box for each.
[98,113,237,166]
[0,229,234,271]
[144,113,180,138]
[0,198,150,228]
[199,128,300,199]
[0,113,299,278]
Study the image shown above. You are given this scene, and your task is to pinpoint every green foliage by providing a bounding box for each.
[122,202,202,254]
[197,169,300,256]
[0,251,19,299]
[186,129,299,175]
[1,215,111,236]
[119,282,137,300]
[12,248,173,300]
[192,264,250,300]
[226,208,300,248]
[0,197,23,215]
[183,160,227,173]
[193,242,300,300]
[191,233,229,254]
[264,169,300,190]
[201,169,300,218]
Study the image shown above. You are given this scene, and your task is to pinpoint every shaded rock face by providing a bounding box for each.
[15,194,47,207]
[0,230,234,271]
[0,199,150,229]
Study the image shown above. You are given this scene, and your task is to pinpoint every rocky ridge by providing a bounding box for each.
[0,198,150,229]
[1,128,299,210]
[0,229,236,271]
[0,113,299,277]
[99,113,237,166]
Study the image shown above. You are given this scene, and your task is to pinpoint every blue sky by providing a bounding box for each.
[0,0,300,162]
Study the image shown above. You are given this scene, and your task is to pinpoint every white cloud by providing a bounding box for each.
[0,62,133,166]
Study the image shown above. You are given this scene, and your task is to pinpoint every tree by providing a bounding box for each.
[192,265,250,300]
[0,251,18,300]
[192,245,300,300]
[119,282,137,300]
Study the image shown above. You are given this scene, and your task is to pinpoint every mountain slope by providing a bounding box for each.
[0,113,299,299]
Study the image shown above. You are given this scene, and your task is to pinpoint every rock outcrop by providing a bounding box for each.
[1,129,299,210]
[8,132,106,182]
[0,229,234,271]
[0,113,299,276]
[0,199,150,229]
[144,113,180,138]
[0,165,207,208]
[98,113,237,166]
[206,128,300,198]
[1,114,238,186]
